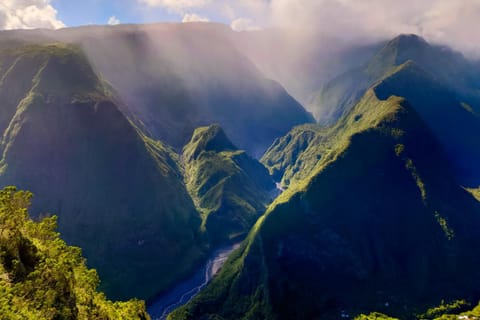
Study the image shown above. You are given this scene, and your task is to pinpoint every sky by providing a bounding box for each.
[0,1,479,55]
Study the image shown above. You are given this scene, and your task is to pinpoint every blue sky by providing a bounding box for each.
[50,0,185,26]
[0,1,479,56]
[47,0,249,28]
[0,0,242,31]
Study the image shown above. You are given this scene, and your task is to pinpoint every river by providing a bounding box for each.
[147,242,241,320]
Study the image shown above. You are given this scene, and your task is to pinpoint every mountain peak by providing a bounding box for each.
[390,34,428,46]
[364,34,433,81]
[383,34,431,64]
[183,124,238,161]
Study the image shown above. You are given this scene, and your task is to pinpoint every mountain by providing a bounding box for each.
[183,124,275,244]
[78,23,314,157]
[309,34,480,124]
[0,43,205,301]
[357,299,480,319]
[286,35,480,186]
[0,23,316,302]
[170,84,480,319]
[0,186,149,320]
[233,29,382,106]
[0,24,314,158]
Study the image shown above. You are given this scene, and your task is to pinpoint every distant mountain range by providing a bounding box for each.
[1,22,480,320]
[0,23,312,302]
[169,33,480,320]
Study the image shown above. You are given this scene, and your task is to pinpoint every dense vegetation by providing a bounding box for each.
[0,186,149,319]
[307,34,480,185]
[1,26,480,320]
[262,36,480,187]
[183,124,275,244]
[356,299,480,319]
[0,43,205,301]
[170,85,480,319]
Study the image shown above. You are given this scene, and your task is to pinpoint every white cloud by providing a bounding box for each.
[230,17,260,31]
[138,0,210,13]
[182,13,209,23]
[134,0,480,55]
[264,0,480,54]
[107,15,120,25]
[0,0,64,30]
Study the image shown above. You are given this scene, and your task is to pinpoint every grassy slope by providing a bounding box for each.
[170,89,480,319]
[307,35,480,185]
[0,186,149,320]
[310,34,480,124]
[264,59,480,188]
[262,88,409,188]
[183,124,274,244]
[357,299,480,319]
[0,44,205,301]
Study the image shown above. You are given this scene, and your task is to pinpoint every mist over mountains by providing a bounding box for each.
[1,19,480,320]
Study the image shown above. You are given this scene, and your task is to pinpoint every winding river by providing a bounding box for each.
[147,242,241,320]
[147,184,283,319]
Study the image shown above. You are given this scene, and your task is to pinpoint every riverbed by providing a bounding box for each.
[147,242,241,320]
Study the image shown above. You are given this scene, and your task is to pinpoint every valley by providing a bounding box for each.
[0,10,480,320]
[147,242,241,320]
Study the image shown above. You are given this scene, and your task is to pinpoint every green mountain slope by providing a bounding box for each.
[373,60,480,185]
[170,89,480,319]
[357,299,480,319]
[266,40,480,186]
[310,34,480,124]
[0,186,149,320]
[0,24,315,158]
[262,88,413,187]
[183,124,275,244]
[73,23,315,157]
[0,43,205,301]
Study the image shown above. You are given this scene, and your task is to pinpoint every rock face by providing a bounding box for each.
[170,87,480,319]
[183,124,275,245]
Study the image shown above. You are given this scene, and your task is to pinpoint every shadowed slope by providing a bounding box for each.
[170,89,480,320]
[0,44,204,301]
[183,124,275,244]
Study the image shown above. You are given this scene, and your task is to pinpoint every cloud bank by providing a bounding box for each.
[264,0,480,54]
[0,0,64,30]
[137,0,480,55]
[1,0,479,57]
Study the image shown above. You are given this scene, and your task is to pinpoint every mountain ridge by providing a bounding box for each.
[171,84,480,319]
[0,43,206,301]
[183,124,275,245]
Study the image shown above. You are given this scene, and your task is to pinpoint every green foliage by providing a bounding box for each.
[404,158,427,201]
[0,186,149,319]
[352,300,480,320]
[419,300,470,319]
[183,125,274,244]
[308,34,480,185]
[172,75,480,319]
[354,312,399,320]
[262,89,406,188]
[0,43,205,301]
[466,187,480,202]
[433,211,455,241]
